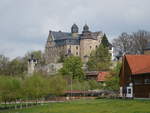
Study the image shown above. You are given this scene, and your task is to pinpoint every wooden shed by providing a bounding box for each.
[119,55,150,98]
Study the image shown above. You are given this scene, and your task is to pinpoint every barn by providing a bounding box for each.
[119,55,150,98]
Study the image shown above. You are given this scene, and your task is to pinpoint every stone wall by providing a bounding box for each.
[45,45,67,64]
[80,37,102,63]
[66,45,80,56]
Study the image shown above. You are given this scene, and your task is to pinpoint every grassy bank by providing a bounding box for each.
[1,99,150,113]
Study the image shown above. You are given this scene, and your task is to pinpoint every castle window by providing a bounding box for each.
[76,46,78,50]
[96,45,98,48]
[76,52,78,55]
[90,46,92,49]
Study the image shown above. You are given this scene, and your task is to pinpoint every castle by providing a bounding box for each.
[45,24,113,64]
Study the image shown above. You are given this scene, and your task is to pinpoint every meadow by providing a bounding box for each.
[1,99,150,113]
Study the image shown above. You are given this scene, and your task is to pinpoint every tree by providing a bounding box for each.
[104,62,122,91]
[47,75,67,95]
[6,57,27,76]
[101,34,110,47]
[66,79,101,91]
[132,30,149,54]
[113,30,150,56]
[87,44,111,71]
[0,73,67,106]
[0,76,12,104]
[0,76,22,106]
[23,74,48,100]
[59,56,85,80]
[113,32,133,55]
[0,55,28,76]
[0,55,9,75]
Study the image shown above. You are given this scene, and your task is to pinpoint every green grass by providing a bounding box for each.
[1,99,150,113]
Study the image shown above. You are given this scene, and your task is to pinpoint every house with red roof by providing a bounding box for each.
[119,55,150,98]
[97,72,109,82]
[85,71,109,83]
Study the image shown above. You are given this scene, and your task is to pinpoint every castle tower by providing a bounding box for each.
[80,24,102,63]
[82,24,90,34]
[71,24,79,38]
[27,55,38,75]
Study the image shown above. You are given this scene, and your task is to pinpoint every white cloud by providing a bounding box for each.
[0,40,44,59]
[0,0,150,58]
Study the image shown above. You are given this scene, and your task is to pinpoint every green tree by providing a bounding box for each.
[60,56,85,80]
[87,44,111,71]
[104,62,122,91]
[23,74,48,101]
[6,57,27,76]
[0,76,22,105]
[88,80,101,90]
[0,76,11,104]
[47,75,67,95]
[101,34,110,47]
[0,55,28,76]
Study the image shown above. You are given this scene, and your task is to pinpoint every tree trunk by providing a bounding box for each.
[4,100,7,109]
[20,99,22,109]
[26,98,28,108]
[15,99,17,109]
[36,99,38,105]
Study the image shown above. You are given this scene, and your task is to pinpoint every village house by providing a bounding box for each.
[119,55,150,98]
[86,71,109,83]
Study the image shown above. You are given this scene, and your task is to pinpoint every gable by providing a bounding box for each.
[47,31,54,41]
[125,55,150,75]
[119,56,132,86]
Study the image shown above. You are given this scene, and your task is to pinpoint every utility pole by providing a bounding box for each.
[70,72,73,99]
[71,76,72,98]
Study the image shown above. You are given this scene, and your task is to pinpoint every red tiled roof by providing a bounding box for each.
[97,72,109,82]
[125,55,150,75]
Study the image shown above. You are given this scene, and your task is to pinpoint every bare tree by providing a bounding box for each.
[0,55,9,75]
[113,32,133,55]
[113,30,150,56]
[132,30,150,54]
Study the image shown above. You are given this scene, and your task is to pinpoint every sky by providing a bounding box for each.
[0,0,150,59]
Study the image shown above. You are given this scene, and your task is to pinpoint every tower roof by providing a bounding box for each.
[71,24,79,33]
[82,24,90,33]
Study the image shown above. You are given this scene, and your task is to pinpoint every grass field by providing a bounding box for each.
[1,99,150,113]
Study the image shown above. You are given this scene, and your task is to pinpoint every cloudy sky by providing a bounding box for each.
[0,0,150,59]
